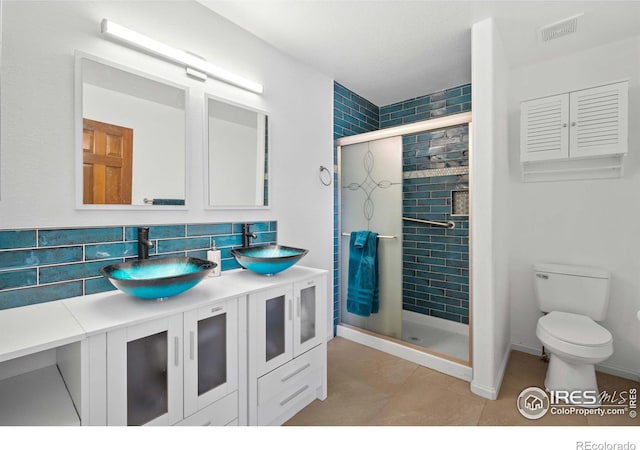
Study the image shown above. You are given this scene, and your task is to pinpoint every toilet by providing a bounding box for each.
[533,263,613,404]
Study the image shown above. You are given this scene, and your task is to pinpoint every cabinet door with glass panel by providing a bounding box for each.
[293,278,325,356]
[251,285,294,377]
[250,276,326,377]
[183,298,238,417]
[106,315,183,426]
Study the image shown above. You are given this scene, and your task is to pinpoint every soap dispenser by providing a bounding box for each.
[207,240,221,277]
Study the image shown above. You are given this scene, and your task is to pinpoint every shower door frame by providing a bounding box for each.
[336,111,473,373]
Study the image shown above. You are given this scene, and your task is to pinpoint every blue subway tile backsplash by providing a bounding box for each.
[0,230,37,250]
[0,268,37,290]
[39,227,123,247]
[0,281,84,310]
[0,247,84,270]
[187,223,232,236]
[0,221,277,310]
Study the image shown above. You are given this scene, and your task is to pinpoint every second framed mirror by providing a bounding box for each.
[205,95,269,209]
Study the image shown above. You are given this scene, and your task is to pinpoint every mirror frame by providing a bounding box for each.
[74,51,190,210]
[204,93,270,210]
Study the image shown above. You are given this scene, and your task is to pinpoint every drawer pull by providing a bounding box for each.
[279,385,309,406]
[211,306,223,314]
[281,363,311,382]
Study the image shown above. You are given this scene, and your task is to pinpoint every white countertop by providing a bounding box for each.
[0,266,326,362]
[0,300,85,363]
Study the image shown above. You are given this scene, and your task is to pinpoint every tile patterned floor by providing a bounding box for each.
[285,337,639,427]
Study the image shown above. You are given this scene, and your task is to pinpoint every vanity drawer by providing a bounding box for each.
[257,367,322,426]
[257,345,323,406]
[176,390,237,426]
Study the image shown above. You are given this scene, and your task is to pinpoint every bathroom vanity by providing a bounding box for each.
[0,266,327,426]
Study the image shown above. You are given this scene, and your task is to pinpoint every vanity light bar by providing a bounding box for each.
[100,19,264,94]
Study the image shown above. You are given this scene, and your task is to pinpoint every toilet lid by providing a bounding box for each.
[538,311,612,347]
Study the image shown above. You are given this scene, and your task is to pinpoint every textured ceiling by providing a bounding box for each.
[198,1,640,106]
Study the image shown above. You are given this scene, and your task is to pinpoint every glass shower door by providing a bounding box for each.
[340,136,403,339]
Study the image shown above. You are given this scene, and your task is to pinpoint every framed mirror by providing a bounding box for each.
[75,52,188,209]
[205,95,269,209]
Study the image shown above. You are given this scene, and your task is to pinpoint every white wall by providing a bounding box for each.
[470,18,512,400]
[508,36,640,380]
[0,1,334,281]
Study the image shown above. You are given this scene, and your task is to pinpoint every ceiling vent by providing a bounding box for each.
[540,13,583,42]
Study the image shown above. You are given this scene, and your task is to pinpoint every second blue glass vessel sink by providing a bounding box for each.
[231,244,308,276]
[100,257,216,300]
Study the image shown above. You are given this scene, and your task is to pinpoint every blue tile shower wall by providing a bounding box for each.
[334,81,471,330]
[380,84,471,129]
[403,171,470,323]
[334,82,379,140]
[393,85,471,323]
[0,221,277,310]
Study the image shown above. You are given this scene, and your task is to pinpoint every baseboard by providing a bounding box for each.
[596,362,640,382]
[510,342,541,356]
[470,345,510,400]
[470,380,498,400]
[510,342,640,382]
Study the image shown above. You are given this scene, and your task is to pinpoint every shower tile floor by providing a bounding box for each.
[401,319,468,361]
[285,337,639,427]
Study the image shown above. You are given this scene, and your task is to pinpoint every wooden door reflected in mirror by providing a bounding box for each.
[83,118,133,204]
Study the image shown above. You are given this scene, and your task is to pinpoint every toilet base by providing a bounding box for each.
[545,353,601,406]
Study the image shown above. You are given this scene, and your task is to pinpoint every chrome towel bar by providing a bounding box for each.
[341,232,397,239]
[402,217,455,229]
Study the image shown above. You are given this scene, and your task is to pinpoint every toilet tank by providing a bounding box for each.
[533,263,610,321]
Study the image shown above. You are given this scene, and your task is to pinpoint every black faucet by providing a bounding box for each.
[242,223,257,248]
[137,227,154,259]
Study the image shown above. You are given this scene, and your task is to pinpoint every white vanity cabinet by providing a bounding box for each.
[182,299,239,423]
[0,265,328,427]
[248,273,327,425]
[0,301,88,426]
[105,297,239,426]
[106,314,183,426]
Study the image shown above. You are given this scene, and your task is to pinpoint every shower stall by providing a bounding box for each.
[336,112,472,380]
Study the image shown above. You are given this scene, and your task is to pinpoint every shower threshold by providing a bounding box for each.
[336,322,472,382]
[401,311,469,361]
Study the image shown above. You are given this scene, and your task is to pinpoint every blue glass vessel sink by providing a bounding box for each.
[100,257,216,300]
[231,245,308,276]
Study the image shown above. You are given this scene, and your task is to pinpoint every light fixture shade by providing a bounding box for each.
[101,19,263,94]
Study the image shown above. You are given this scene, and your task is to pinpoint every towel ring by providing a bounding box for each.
[319,165,332,186]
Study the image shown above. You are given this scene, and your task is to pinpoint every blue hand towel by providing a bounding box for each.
[347,230,379,317]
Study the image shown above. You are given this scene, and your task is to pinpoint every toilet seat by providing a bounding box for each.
[538,311,612,346]
[536,311,613,363]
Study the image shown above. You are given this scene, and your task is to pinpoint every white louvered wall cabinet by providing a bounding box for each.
[520,80,628,182]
